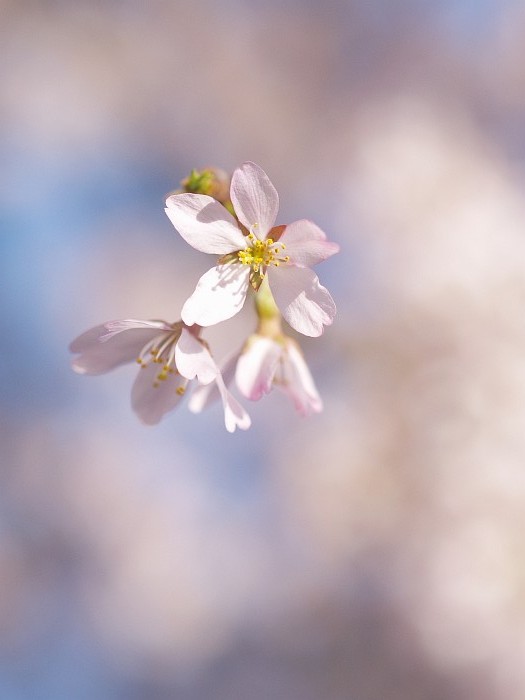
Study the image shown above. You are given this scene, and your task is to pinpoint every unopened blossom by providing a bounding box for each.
[167,167,232,207]
[165,161,339,337]
[190,332,322,417]
[69,319,250,432]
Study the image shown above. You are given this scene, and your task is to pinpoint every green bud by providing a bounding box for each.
[181,167,231,205]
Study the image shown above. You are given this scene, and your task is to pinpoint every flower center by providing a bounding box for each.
[136,326,186,393]
[237,230,289,273]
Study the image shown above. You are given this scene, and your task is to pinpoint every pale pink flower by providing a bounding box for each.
[69,319,250,431]
[165,161,339,337]
[191,333,323,417]
[236,334,323,415]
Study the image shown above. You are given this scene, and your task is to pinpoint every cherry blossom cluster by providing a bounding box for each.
[70,162,339,432]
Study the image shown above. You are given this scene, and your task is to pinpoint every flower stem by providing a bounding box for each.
[255,277,282,338]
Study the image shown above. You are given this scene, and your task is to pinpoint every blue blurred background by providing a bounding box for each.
[3,0,525,698]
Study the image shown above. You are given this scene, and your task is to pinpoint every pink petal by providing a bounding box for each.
[278,220,340,267]
[165,193,246,254]
[235,336,281,401]
[131,361,188,425]
[215,374,251,433]
[275,342,323,415]
[268,266,336,337]
[175,328,218,385]
[230,162,279,239]
[181,264,250,327]
[70,322,163,375]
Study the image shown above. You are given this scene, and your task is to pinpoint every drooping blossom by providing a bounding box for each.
[236,334,323,415]
[165,161,339,337]
[69,319,250,432]
[190,332,322,417]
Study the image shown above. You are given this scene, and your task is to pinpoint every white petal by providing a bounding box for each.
[278,220,340,267]
[189,366,251,431]
[188,382,218,414]
[165,193,246,254]
[276,342,323,415]
[230,162,279,238]
[175,328,218,385]
[235,336,281,401]
[70,322,163,375]
[131,361,188,425]
[268,266,336,337]
[69,324,110,353]
[181,265,250,327]
[215,374,251,433]
[219,349,240,388]
[100,319,173,340]
[188,350,239,413]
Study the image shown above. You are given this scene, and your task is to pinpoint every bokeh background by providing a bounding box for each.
[3,0,525,698]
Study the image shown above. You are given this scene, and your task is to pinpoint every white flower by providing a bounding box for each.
[69,319,250,432]
[165,161,339,337]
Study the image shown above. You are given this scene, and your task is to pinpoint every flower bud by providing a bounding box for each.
[181,167,231,203]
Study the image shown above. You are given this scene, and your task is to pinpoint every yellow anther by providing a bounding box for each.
[137,326,185,389]
[176,386,186,396]
[237,235,289,272]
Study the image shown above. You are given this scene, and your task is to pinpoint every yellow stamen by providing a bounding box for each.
[135,327,185,388]
[237,233,290,272]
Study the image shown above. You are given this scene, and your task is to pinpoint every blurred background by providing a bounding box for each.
[2,0,525,698]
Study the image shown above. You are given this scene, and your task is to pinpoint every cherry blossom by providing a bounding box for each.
[190,332,322,417]
[236,334,323,415]
[69,319,250,431]
[165,161,339,337]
